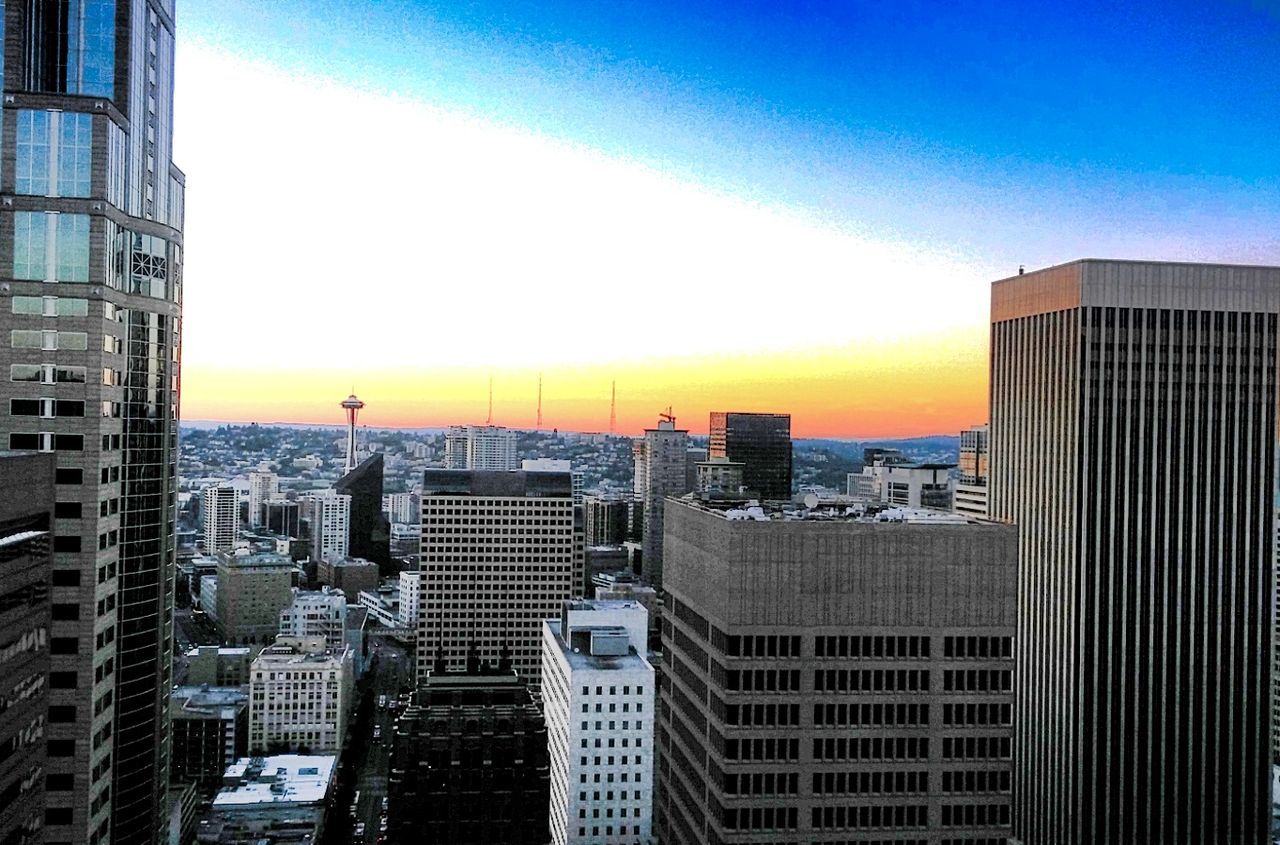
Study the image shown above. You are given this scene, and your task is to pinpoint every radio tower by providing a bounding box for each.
[536,373,543,429]
[487,377,494,426]
[608,380,617,434]
[340,390,365,474]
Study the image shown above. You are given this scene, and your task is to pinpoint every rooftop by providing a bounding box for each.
[677,497,986,526]
[213,755,336,808]
[171,685,249,719]
[545,619,653,673]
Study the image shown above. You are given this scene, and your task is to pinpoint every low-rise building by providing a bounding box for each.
[359,584,402,628]
[185,646,255,687]
[248,637,353,754]
[170,686,251,794]
[196,755,337,845]
[216,550,295,645]
[315,555,379,597]
[278,586,347,653]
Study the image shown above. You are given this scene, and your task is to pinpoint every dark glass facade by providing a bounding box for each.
[708,412,792,500]
[335,452,390,568]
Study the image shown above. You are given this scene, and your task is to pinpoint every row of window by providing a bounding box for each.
[722,806,798,831]
[723,669,801,693]
[722,771,798,796]
[816,635,930,659]
[942,769,1011,794]
[9,433,83,452]
[943,702,1013,726]
[11,329,87,350]
[813,769,928,796]
[944,636,1013,659]
[11,399,85,418]
[723,634,802,658]
[813,736,930,762]
[942,669,1013,693]
[941,803,1011,827]
[814,702,929,727]
[814,669,930,693]
[724,703,800,727]
[10,295,90,317]
[722,737,800,762]
[811,804,927,830]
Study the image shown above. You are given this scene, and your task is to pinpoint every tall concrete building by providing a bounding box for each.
[246,471,278,528]
[542,600,655,845]
[989,260,1279,844]
[416,469,581,686]
[169,686,250,794]
[214,550,294,645]
[636,413,689,591]
[0,2,186,839]
[0,452,53,845]
[202,485,237,552]
[708,411,792,499]
[306,489,351,561]
[444,424,519,471]
[278,586,348,652]
[954,424,989,519]
[657,499,1017,844]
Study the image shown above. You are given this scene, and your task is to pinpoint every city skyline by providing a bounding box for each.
[173,1,1280,437]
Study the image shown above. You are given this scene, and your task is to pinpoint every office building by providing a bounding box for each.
[0,453,53,845]
[248,636,353,754]
[388,666,549,844]
[305,490,351,562]
[390,521,422,559]
[849,459,954,510]
[444,424,519,471]
[399,569,421,628]
[386,491,420,525]
[215,550,294,645]
[260,499,300,538]
[708,411,793,499]
[359,583,401,628]
[198,574,219,621]
[336,452,390,566]
[954,424,989,519]
[657,499,1017,844]
[584,494,630,547]
[315,555,379,597]
[417,469,581,686]
[185,645,254,687]
[637,413,690,591]
[988,259,1279,844]
[246,471,279,528]
[278,586,348,652]
[169,686,250,794]
[542,600,655,845]
[695,457,745,494]
[203,486,238,553]
[0,4,185,839]
[524,457,585,504]
[196,755,336,845]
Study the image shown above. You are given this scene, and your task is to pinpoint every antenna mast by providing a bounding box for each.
[536,373,543,429]
[487,376,494,426]
[609,380,617,434]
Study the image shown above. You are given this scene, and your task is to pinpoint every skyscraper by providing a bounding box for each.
[416,469,581,686]
[444,424,520,471]
[335,452,390,566]
[954,424,988,519]
[989,259,1279,844]
[708,411,792,499]
[637,412,689,591]
[306,489,351,561]
[657,498,1017,844]
[246,470,279,528]
[0,3,186,835]
[202,485,237,552]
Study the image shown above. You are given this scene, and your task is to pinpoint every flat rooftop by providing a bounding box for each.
[678,498,992,526]
[545,620,652,673]
[213,755,335,808]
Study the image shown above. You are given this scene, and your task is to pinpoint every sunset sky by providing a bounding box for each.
[175,0,1280,438]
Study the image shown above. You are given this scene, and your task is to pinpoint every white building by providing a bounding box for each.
[444,424,519,471]
[203,486,238,553]
[201,754,336,845]
[248,636,353,754]
[398,570,420,629]
[278,587,348,653]
[359,585,401,629]
[522,458,585,505]
[542,600,655,845]
[199,574,219,622]
[247,471,279,528]
[306,490,351,561]
[385,491,419,524]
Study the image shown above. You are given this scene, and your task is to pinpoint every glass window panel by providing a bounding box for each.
[15,111,51,195]
[67,0,116,98]
[56,298,89,317]
[11,296,43,315]
[14,212,48,281]
[58,332,87,351]
[58,113,93,198]
[56,215,90,282]
[9,364,42,382]
[11,330,42,348]
[56,367,86,384]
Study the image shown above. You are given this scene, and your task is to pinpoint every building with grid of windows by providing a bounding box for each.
[953,425,988,519]
[542,599,655,845]
[202,485,237,552]
[0,3,186,842]
[444,424,519,471]
[305,489,351,562]
[635,415,689,592]
[708,411,792,500]
[657,499,1017,845]
[417,468,583,686]
[989,260,1279,844]
[246,471,278,528]
[247,636,353,754]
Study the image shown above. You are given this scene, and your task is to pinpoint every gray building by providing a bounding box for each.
[636,414,690,591]
[0,3,186,842]
[989,259,1278,844]
[169,686,250,794]
[0,452,53,845]
[657,499,1017,844]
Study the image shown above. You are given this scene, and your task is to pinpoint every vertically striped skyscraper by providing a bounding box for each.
[989,260,1277,844]
[0,2,185,843]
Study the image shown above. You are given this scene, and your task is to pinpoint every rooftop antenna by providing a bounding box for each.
[486,376,494,426]
[609,380,617,434]
[1018,265,1025,275]
[660,406,676,427]
[536,373,543,429]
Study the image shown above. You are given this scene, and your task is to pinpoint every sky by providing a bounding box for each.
[174,0,1280,437]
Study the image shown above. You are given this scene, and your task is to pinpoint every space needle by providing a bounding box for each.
[340,391,365,474]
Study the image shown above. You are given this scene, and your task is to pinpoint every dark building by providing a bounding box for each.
[336,453,390,569]
[0,3,186,843]
[388,663,550,844]
[260,499,300,538]
[989,260,1279,844]
[0,452,54,845]
[169,686,250,795]
[708,412,792,500]
[658,499,1017,844]
[583,494,629,547]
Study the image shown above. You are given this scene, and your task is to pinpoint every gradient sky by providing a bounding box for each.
[174,0,1280,437]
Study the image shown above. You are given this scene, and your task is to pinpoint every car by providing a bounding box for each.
[381,797,389,811]
[378,694,387,709]
[373,726,382,741]
[354,822,366,842]
[379,818,388,833]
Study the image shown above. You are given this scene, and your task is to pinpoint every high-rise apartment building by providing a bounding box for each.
[637,414,689,591]
[657,499,1017,844]
[398,569,420,628]
[417,469,581,686]
[306,490,351,561]
[246,471,279,528]
[542,600,655,845]
[0,4,186,838]
[708,411,793,500]
[336,452,389,566]
[444,424,519,470]
[523,457,584,504]
[954,424,988,519]
[583,494,629,547]
[247,636,353,754]
[386,491,420,525]
[988,259,1279,844]
[278,586,348,652]
[0,452,53,845]
[202,485,237,553]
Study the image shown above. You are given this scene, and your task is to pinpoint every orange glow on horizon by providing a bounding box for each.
[181,330,989,439]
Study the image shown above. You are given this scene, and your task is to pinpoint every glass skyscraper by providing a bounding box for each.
[0,1,184,843]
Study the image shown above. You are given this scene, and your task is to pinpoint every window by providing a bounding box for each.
[14,212,91,282]
[10,364,42,382]
[15,110,92,197]
[11,296,43,315]
[11,330,42,348]
[55,468,83,484]
[23,0,116,98]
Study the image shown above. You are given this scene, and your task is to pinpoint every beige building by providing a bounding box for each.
[216,551,295,645]
[954,424,989,519]
[657,499,1017,844]
[316,556,379,597]
[636,414,690,591]
[417,469,582,686]
[185,645,255,687]
[248,637,353,754]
